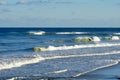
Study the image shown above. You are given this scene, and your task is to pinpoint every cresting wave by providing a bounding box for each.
[74,36,101,42]
[0,55,45,70]
[56,32,86,34]
[27,31,87,35]
[33,43,120,52]
[27,31,46,35]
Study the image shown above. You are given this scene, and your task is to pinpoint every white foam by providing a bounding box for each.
[28,31,45,35]
[56,32,86,34]
[74,60,119,77]
[114,33,120,35]
[7,77,25,80]
[111,36,119,40]
[75,37,91,40]
[0,56,45,70]
[46,69,68,74]
[46,50,120,60]
[92,36,101,42]
[39,43,120,52]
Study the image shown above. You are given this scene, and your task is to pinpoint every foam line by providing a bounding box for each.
[73,60,119,77]
[1,50,120,70]
[56,32,86,34]
[0,56,45,70]
[45,69,68,74]
[45,51,120,60]
[27,31,45,35]
[39,43,120,52]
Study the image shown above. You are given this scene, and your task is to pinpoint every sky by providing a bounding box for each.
[0,0,120,27]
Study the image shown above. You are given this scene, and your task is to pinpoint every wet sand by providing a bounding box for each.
[78,63,120,80]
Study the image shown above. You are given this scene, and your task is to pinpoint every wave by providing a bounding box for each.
[111,36,119,40]
[74,37,92,42]
[45,69,68,74]
[1,49,120,79]
[114,33,120,35]
[6,60,119,80]
[74,36,120,42]
[7,77,24,80]
[45,50,120,60]
[56,32,87,35]
[92,36,101,42]
[33,43,120,52]
[0,55,45,70]
[27,31,46,35]
[1,50,120,71]
[74,36,101,42]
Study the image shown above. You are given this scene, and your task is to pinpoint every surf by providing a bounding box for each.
[33,43,120,52]
[0,55,45,70]
[27,31,46,35]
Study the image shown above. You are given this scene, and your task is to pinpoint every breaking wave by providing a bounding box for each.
[0,55,45,70]
[33,43,120,52]
[27,31,46,35]
[6,60,119,80]
[56,32,86,34]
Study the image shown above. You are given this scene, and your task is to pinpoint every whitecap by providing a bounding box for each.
[27,31,46,35]
[111,36,119,40]
[34,43,120,52]
[114,33,120,35]
[56,32,86,34]
[92,36,101,42]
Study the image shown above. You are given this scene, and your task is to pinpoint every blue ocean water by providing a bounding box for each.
[0,28,120,80]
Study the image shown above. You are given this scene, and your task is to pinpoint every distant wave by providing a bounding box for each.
[27,31,46,35]
[111,36,119,40]
[74,36,101,42]
[74,36,120,42]
[114,33,120,35]
[26,31,87,35]
[56,32,87,34]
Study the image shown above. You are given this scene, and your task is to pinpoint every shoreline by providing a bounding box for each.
[74,60,119,77]
[78,62,120,80]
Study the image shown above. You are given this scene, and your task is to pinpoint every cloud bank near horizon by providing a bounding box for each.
[0,0,120,27]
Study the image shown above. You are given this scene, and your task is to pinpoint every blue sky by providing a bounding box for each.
[0,0,120,27]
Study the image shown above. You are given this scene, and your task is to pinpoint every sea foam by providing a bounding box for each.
[34,43,120,52]
[56,32,86,34]
[27,31,46,35]
[0,55,45,70]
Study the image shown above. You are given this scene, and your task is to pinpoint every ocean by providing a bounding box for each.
[0,28,120,80]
